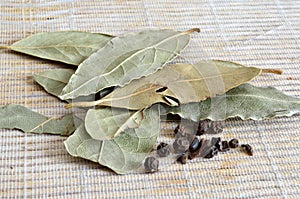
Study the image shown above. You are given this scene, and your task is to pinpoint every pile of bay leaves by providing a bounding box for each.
[1,28,300,174]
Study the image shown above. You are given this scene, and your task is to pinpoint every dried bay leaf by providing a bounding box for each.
[34,68,113,103]
[85,108,144,140]
[64,106,160,174]
[34,69,75,97]
[67,60,261,110]
[163,83,300,121]
[3,31,113,65]
[59,28,200,100]
[0,104,80,135]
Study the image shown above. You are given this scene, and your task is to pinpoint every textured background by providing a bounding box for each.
[1,0,300,198]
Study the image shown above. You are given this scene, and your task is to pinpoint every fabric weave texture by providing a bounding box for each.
[0,1,300,198]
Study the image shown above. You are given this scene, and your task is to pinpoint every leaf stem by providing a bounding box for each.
[65,100,102,109]
[185,28,201,34]
[0,45,9,49]
[262,69,283,75]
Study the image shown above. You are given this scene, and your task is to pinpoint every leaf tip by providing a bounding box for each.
[32,73,39,80]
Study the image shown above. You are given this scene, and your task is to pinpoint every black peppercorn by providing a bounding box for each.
[220,140,230,152]
[203,146,218,159]
[212,137,222,151]
[189,137,200,153]
[213,138,229,152]
[188,138,203,160]
[199,139,218,158]
[156,142,170,157]
[196,120,209,135]
[241,144,253,156]
[174,123,196,143]
[177,153,188,164]
[196,121,224,135]
[173,136,190,153]
[144,156,159,173]
[207,121,224,134]
[229,139,239,148]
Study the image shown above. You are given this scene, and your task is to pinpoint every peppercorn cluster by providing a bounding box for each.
[144,120,253,173]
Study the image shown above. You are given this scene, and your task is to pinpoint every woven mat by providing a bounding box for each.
[1,0,300,198]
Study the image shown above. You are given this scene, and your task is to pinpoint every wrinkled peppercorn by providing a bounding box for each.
[229,139,239,148]
[204,146,218,159]
[189,137,200,152]
[196,120,209,135]
[213,137,223,151]
[156,142,170,157]
[207,121,224,134]
[220,140,230,152]
[199,139,218,158]
[188,138,203,160]
[177,153,189,164]
[196,121,224,135]
[199,139,209,157]
[241,144,253,156]
[173,136,190,153]
[144,156,159,173]
[174,124,195,139]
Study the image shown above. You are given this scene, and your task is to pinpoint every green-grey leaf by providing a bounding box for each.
[5,31,113,65]
[64,106,160,174]
[34,69,75,97]
[0,104,79,135]
[59,28,200,100]
[67,60,261,110]
[163,84,300,121]
[34,69,112,103]
[85,108,144,140]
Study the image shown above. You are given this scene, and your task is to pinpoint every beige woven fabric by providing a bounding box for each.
[1,0,300,198]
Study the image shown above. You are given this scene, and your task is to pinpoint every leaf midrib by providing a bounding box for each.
[10,44,97,50]
[61,30,190,98]
[28,117,52,132]
[225,93,300,104]
[101,69,260,103]
[35,74,70,84]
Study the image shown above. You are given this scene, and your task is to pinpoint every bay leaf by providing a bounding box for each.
[85,108,144,140]
[34,69,113,103]
[3,31,113,65]
[34,69,75,97]
[59,28,200,100]
[64,106,160,174]
[163,83,300,121]
[66,60,261,110]
[0,104,80,135]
